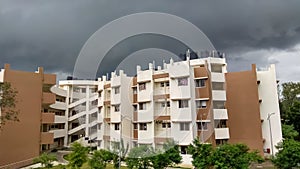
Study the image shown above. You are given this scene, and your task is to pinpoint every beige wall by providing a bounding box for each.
[225,65,264,155]
[0,64,56,168]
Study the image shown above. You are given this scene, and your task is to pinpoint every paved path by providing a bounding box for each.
[56,150,71,164]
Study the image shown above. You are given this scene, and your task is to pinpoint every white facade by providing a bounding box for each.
[257,65,282,155]
[49,51,283,166]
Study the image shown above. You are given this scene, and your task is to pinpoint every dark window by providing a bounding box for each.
[197,122,208,130]
[180,122,190,131]
[196,100,207,109]
[139,83,146,91]
[179,100,189,108]
[114,123,120,130]
[162,123,171,128]
[139,123,147,130]
[195,79,205,87]
[180,146,188,154]
[178,78,188,86]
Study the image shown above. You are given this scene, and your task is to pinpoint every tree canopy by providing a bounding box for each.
[0,82,19,128]
[188,139,263,169]
[272,139,300,169]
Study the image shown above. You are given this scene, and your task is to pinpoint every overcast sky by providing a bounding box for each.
[0,0,300,82]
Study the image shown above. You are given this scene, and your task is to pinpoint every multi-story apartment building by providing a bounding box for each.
[48,50,282,165]
[0,50,282,168]
[0,64,56,169]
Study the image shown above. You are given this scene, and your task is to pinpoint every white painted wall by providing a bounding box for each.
[171,123,194,145]
[0,69,4,82]
[257,64,282,155]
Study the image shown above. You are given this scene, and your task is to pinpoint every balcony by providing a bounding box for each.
[50,129,65,138]
[212,90,226,101]
[50,101,67,110]
[40,132,54,144]
[211,73,225,82]
[215,128,230,139]
[42,92,56,105]
[153,73,169,79]
[54,115,66,123]
[41,113,55,124]
[153,94,170,101]
[213,109,228,120]
[50,86,67,97]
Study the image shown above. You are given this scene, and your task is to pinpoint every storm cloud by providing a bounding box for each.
[0,0,299,82]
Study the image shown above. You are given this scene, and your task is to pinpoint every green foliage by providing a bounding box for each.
[188,139,213,169]
[280,82,300,134]
[188,139,263,169]
[68,142,89,169]
[272,139,300,169]
[0,82,19,128]
[89,149,114,169]
[111,139,129,169]
[150,140,182,169]
[282,124,299,139]
[126,145,153,169]
[211,144,263,169]
[126,141,182,169]
[33,153,57,168]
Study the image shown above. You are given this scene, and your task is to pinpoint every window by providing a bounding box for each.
[114,105,120,112]
[211,64,223,73]
[180,122,190,131]
[178,78,188,86]
[139,102,146,110]
[160,82,164,87]
[114,87,120,94]
[133,87,137,94]
[114,123,120,130]
[166,82,169,87]
[162,123,171,128]
[139,83,146,91]
[99,91,102,97]
[98,124,101,130]
[195,79,205,87]
[178,100,189,108]
[212,82,224,90]
[81,88,86,93]
[133,123,138,130]
[213,101,225,109]
[180,146,188,154]
[133,105,137,112]
[216,139,228,145]
[196,100,207,109]
[216,120,227,128]
[161,101,170,108]
[197,122,208,130]
[139,123,147,130]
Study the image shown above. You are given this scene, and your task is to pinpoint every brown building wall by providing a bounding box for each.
[0,64,56,168]
[225,65,264,155]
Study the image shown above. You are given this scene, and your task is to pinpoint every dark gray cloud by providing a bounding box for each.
[0,0,299,81]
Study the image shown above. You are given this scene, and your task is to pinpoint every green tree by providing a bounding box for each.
[188,139,213,169]
[89,149,114,169]
[126,145,153,169]
[188,139,263,169]
[33,153,57,168]
[111,139,129,168]
[68,142,89,169]
[272,139,300,169]
[280,82,300,127]
[0,82,19,128]
[150,140,182,169]
[210,144,263,169]
[282,124,299,139]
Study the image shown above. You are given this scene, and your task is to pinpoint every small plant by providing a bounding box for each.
[33,153,57,168]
